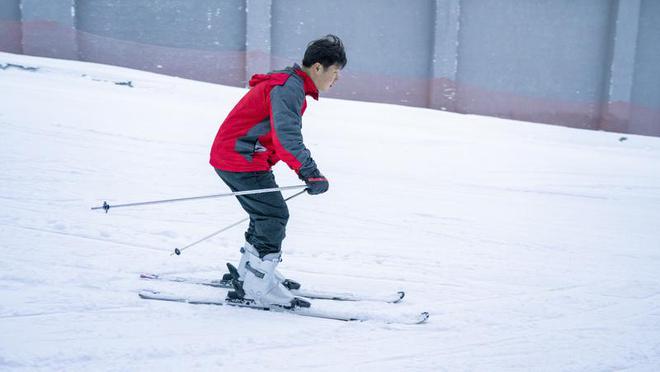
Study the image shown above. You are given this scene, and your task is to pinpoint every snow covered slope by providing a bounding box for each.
[1,52,660,371]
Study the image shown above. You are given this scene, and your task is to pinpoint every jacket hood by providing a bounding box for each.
[248,64,319,100]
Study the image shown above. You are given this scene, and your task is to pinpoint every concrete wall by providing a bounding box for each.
[20,0,77,59]
[272,0,436,108]
[75,0,246,85]
[629,0,660,135]
[0,0,21,53]
[1,0,658,136]
[455,0,612,129]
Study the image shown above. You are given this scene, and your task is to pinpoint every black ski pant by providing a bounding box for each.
[215,168,289,257]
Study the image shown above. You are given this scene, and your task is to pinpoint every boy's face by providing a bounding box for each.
[309,63,341,92]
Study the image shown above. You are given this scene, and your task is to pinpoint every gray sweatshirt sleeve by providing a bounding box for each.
[269,77,318,178]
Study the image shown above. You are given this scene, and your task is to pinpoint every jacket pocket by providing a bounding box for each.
[235,136,260,161]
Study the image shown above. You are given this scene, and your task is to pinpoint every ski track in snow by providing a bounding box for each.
[2,52,660,371]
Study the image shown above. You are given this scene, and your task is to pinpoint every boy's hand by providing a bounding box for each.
[302,169,329,195]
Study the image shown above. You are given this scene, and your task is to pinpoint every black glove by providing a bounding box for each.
[301,169,329,195]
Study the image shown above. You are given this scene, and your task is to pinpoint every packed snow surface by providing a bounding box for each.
[1,52,660,371]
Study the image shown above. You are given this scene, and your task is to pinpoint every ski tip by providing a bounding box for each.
[138,289,159,298]
[418,311,430,324]
[394,291,406,303]
[140,273,158,279]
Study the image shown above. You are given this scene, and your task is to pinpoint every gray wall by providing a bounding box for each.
[75,0,246,85]
[272,0,436,108]
[0,0,21,53]
[455,0,612,128]
[630,0,660,135]
[1,0,659,136]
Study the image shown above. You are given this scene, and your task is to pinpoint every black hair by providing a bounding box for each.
[302,34,347,69]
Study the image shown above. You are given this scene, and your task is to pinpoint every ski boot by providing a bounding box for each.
[222,242,301,290]
[225,249,309,309]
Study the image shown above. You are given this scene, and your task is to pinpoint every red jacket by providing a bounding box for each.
[210,64,320,178]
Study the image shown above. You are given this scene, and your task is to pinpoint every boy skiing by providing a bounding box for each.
[209,35,347,308]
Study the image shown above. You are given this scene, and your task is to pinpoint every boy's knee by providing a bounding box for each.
[280,207,290,224]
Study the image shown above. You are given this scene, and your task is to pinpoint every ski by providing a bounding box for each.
[138,289,429,325]
[140,272,405,303]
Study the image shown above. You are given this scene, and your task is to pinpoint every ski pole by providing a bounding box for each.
[170,189,307,256]
[91,184,308,213]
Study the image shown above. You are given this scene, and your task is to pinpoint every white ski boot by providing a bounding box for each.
[223,242,300,290]
[226,249,309,308]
